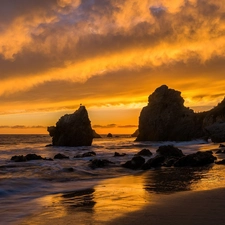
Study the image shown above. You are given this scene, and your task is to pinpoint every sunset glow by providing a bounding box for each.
[1,0,225,134]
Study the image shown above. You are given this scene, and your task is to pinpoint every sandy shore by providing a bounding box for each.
[107,188,225,225]
[19,172,225,225]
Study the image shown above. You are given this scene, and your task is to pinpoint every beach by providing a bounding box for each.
[19,173,225,225]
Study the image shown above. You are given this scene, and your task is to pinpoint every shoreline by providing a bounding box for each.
[19,172,225,225]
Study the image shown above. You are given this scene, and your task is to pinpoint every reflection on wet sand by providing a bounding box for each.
[20,164,225,225]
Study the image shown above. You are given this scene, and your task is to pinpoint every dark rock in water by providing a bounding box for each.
[74,151,96,158]
[11,154,43,162]
[54,153,69,159]
[122,156,145,170]
[215,159,225,165]
[92,129,101,138]
[137,149,152,156]
[47,106,93,147]
[107,133,113,138]
[25,154,43,161]
[219,144,225,148]
[131,129,139,137]
[142,155,165,170]
[205,123,225,143]
[136,85,205,141]
[174,151,216,167]
[43,157,54,161]
[89,159,114,169]
[156,145,184,158]
[11,155,27,162]
[114,152,126,157]
[62,167,74,172]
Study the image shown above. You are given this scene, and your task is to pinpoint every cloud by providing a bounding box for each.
[0,0,225,115]
[0,125,46,129]
[93,124,117,129]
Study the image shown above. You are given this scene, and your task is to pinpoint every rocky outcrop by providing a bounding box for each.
[131,129,139,137]
[136,85,204,142]
[92,129,101,138]
[136,85,225,142]
[107,133,113,138]
[122,156,145,170]
[47,106,93,146]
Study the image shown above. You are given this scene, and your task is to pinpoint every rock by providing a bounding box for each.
[47,106,93,146]
[156,145,184,158]
[114,152,126,157]
[107,133,113,138]
[92,129,101,138]
[62,167,74,172]
[142,155,165,170]
[122,156,145,170]
[136,85,205,142]
[215,149,225,154]
[45,144,53,147]
[25,154,43,161]
[89,159,114,169]
[11,155,27,162]
[131,129,139,137]
[205,123,225,143]
[137,149,153,156]
[11,154,43,162]
[54,153,69,159]
[74,151,96,158]
[174,151,216,167]
[219,144,225,148]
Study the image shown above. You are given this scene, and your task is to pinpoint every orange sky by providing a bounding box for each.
[0,0,225,134]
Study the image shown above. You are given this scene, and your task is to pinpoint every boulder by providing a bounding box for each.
[107,133,113,138]
[137,149,153,156]
[174,151,216,167]
[136,85,205,141]
[215,159,225,165]
[54,153,69,159]
[11,154,43,162]
[89,159,114,169]
[219,144,225,148]
[142,155,165,170]
[74,151,96,158]
[122,156,145,170]
[47,106,93,146]
[156,145,184,158]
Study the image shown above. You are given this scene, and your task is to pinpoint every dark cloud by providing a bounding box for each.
[93,124,117,128]
[0,125,46,129]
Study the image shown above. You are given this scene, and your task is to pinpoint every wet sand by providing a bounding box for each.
[19,171,225,225]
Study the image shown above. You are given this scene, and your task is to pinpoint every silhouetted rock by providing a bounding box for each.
[136,85,205,142]
[219,144,225,148]
[142,155,165,170]
[45,144,53,147]
[92,129,101,138]
[54,153,69,159]
[122,156,145,170]
[107,133,113,138]
[156,145,184,158]
[74,151,96,158]
[114,152,126,157]
[89,159,114,169]
[205,122,225,143]
[11,155,27,162]
[131,129,139,137]
[174,151,216,167]
[47,106,93,146]
[11,154,43,162]
[137,149,153,156]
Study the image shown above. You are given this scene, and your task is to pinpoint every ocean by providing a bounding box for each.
[1,134,225,225]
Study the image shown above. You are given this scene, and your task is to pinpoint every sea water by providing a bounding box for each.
[0,134,225,224]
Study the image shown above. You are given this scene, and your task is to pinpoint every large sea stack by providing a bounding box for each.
[136,85,205,141]
[47,106,93,146]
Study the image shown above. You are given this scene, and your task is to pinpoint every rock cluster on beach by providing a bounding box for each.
[47,105,93,146]
[136,85,225,142]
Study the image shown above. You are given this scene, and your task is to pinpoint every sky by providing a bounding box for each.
[0,0,225,134]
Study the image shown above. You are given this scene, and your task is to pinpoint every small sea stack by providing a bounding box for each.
[47,105,93,146]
